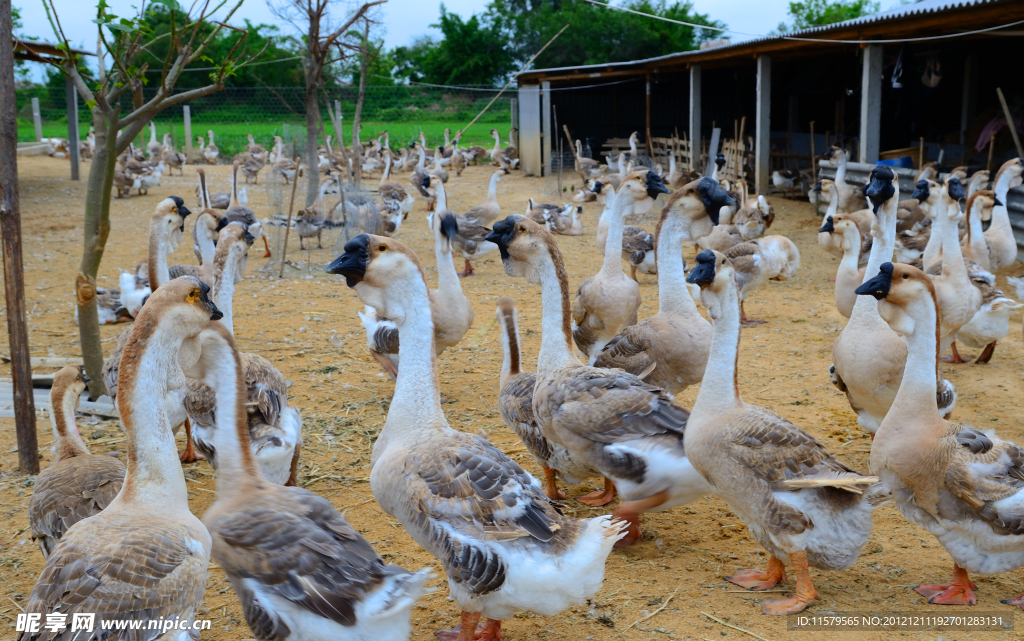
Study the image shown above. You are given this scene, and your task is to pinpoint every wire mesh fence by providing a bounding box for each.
[16,85,515,158]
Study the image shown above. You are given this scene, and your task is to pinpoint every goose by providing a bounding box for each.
[272,137,303,184]
[665,143,685,189]
[18,278,219,636]
[816,180,874,263]
[733,199,768,242]
[985,158,1023,270]
[241,151,265,185]
[295,187,327,250]
[190,322,433,641]
[967,169,990,197]
[823,145,867,213]
[893,179,941,264]
[496,297,601,502]
[525,198,563,226]
[684,250,886,615]
[504,127,518,162]
[592,178,720,395]
[246,133,267,161]
[204,129,220,165]
[830,165,957,435]
[409,143,434,210]
[228,160,271,258]
[29,365,125,558]
[73,286,130,326]
[462,170,504,226]
[572,171,666,360]
[961,190,997,271]
[926,178,985,363]
[574,139,603,181]
[193,169,228,273]
[118,267,150,318]
[484,215,716,547]
[820,214,864,318]
[137,159,164,196]
[379,149,415,217]
[327,234,626,640]
[956,279,1023,364]
[721,235,801,325]
[710,153,726,181]
[161,134,187,175]
[855,262,1024,608]
[447,178,499,279]
[357,195,473,379]
[146,121,163,159]
[186,223,303,485]
[772,168,801,198]
[544,204,583,236]
[429,145,449,183]
[449,138,467,176]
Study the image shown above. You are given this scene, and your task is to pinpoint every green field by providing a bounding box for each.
[19,119,511,160]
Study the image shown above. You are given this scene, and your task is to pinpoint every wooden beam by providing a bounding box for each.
[755,54,771,195]
[0,0,38,475]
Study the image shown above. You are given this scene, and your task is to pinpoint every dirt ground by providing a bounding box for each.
[2,156,1024,641]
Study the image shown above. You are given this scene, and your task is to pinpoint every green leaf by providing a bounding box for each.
[150,0,181,10]
[106,23,132,32]
[85,99,97,110]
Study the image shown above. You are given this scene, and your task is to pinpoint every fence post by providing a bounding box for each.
[335,100,344,146]
[66,76,79,181]
[183,105,192,161]
[511,98,518,131]
[31,97,42,142]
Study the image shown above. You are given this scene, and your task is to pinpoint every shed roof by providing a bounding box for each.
[518,0,1021,82]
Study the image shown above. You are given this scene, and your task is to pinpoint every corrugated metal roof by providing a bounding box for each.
[518,0,999,78]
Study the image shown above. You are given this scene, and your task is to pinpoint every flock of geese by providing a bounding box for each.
[16,126,1024,640]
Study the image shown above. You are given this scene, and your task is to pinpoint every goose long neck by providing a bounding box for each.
[374,276,447,460]
[206,331,262,493]
[498,311,520,386]
[433,219,461,297]
[939,200,966,278]
[835,153,847,184]
[693,282,742,416]
[417,147,425,169]
[52,389,89,460]
[113,322,193,511]
[487,174,499,203]
[213,250,239,336]
[537,253,580,373]
[882,298,941,436]
[148,223,170,289]
[601,192,632,274]
[656,215,699,316]
[381,153,392,185]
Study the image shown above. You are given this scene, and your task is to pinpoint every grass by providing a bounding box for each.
[18,118,511,159]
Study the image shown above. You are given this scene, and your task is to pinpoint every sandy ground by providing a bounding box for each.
[2,156,1024,641]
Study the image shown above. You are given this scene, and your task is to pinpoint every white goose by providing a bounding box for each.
[327,234,626,641]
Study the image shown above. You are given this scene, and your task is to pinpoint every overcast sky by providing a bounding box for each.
[17,0,900,81]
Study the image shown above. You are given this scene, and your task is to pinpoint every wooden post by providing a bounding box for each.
[183,105,193,161]
[335,100,344,144]
[689,64,701,172]
[278,155,301,279]
[809,121,816,183]
[996,87,1024,159]
[919,137,925,169]
[705,127,721,177]
[859,44,883,164]
[65,76,80,180]
[738,116,747,182]
[31,97,42,142]
[0,3,38,474]
[986,130,996,173]
[645,73,653,158]
[755,54,771,196]
[542,80,552,177]
[511,97,518,131]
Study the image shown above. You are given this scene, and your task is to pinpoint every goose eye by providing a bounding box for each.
[903,273,909,279]
[378,244,387,251]
[519,226,526,232]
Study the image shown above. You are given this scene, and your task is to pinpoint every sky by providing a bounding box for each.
[16,0,875,82]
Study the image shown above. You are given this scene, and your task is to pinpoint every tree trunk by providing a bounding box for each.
[77,107,118,398]
[304,82,321,207]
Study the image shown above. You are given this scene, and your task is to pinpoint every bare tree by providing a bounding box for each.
[351,18,371,151]
[44,0,262,397]
[270,0,385,206]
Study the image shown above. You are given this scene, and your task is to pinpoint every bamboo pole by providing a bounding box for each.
[987,130,996,173]
[460,23,569,139]
[996,87,1024,159]
[919,137,925,169]
[278,155,301,280]
[0,1,37,474]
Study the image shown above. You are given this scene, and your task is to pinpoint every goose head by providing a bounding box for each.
[941,177,966,222]
[52,364,89,416]
[995,157,1024,191]
[830,214,861,253]
[327,234,425,318]
[856,262,935,337]
[135,277,222,387]
[966,190,996,226]
[685,249,735,320]
[153,196,192,238]
[618,169,669,204]
[715,153,726,172]
[823,144,846,166]
[864,165,898,214]
[659,178,726,239]
[485,215,560,283]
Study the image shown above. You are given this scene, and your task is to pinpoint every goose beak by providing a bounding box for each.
[910,180,929,202]
[326,234,369,288]
[819,216,835,234]
[78,365,91,384]
[946,177,965,201]
[686,250,717,289]
[209,304,224,321]
[645,171,670,198]
[855,262,894,300]
[865,165,896,212]
[484,216,518,260]
[994,196,1003,207]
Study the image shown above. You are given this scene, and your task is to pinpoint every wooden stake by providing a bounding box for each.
[919,137,925,170]
[0,4,38,474]
[278,155,301,279]
[809,121,816,183]
[987,130,996,173]
[996,87,1024,159]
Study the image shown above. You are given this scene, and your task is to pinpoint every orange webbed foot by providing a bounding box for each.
[575,477,617,506]
[1000,595,1024,609]
[759,590,819,615]
[178,444,205,463]
[612,515,641,548]
[727,556,786,591]
[543,468,566,500]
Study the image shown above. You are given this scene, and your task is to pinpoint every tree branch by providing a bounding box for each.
[320,1,386,52]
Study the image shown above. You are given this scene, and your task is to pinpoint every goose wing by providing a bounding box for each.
[20,517,208,641]
[942,425,1024,534]
[242,353,287,428]
[386,432,568,597]
[101,327,132,398]
[499,372,551,461]
[211,489,404,633]
[29,456,126,557]
[592,322,656,376]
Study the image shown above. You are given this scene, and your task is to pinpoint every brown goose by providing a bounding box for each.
[29,365,125,558]
[18,278,219,638]
[684,250,886,616]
